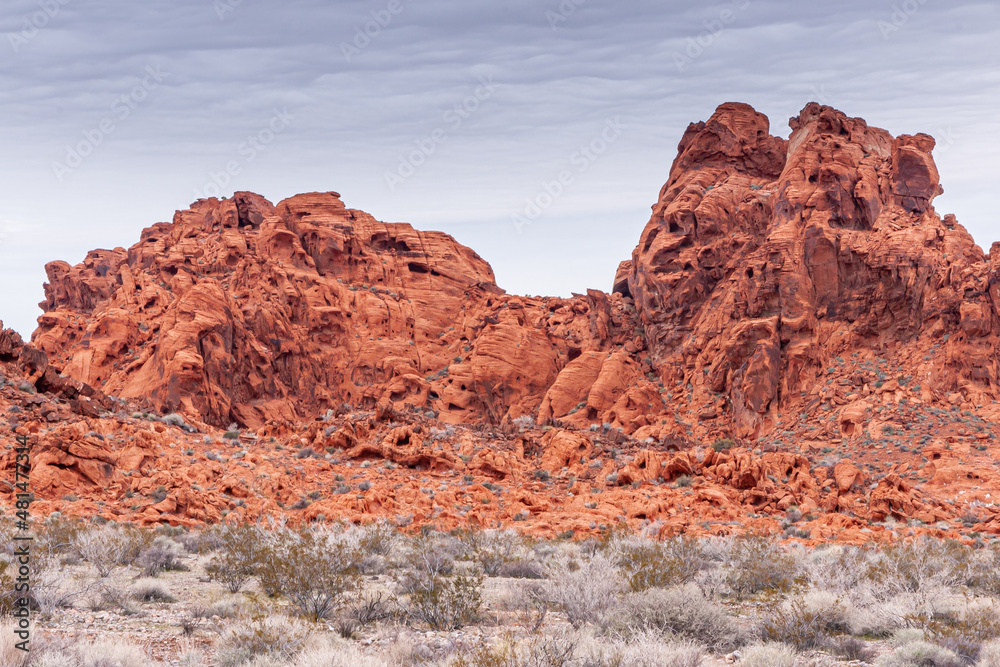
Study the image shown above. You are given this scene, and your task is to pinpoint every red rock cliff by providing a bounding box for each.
[622,102,1000,438]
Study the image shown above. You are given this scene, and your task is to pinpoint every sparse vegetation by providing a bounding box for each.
[5,518,1000,665]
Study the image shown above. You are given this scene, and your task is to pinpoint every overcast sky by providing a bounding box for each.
[1,0,998,337]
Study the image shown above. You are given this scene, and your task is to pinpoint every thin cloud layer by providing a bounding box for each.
[0,0,997,335]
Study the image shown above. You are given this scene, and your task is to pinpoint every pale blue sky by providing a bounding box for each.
[1,0,998,336]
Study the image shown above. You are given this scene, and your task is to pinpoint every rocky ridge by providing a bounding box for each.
[3,101,1000,542]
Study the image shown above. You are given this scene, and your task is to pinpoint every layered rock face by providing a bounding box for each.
[34,192,638,428]
[623,102,1000,438]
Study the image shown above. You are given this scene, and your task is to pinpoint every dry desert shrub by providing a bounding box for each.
[177,525,225,554]
[496,580,549,631]
[604,583,745,652]
[739,642,800,667]
[451,630,707,667]
[543,555,624,629]
[357,520,401,558]
[448,631,575,667]
[461,528,529,577]
[827,636,876,662]
[0,623,153,667]
[72,524,152,578]
[721,534,801,598]
[608,534,705,592]
[914,601,1000,664]
[136,536,186,577]
[215,614,312,667]
[760,591,851,651]
[875,538,980,591]
[397,533,484,630]
[255,528,363,621]
[205,523,271,594]
[346,590,395,627]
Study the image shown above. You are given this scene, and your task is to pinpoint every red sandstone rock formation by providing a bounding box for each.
[33,192,635,428]
[6,102,1000,542]
[623,102,999,439]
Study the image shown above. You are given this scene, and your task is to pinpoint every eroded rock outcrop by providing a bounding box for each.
[624,102,999,438]
[9,102,1000,542]
[34,193,637,428]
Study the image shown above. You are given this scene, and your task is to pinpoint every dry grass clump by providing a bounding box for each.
[131,577,177,603]
[738,642,800,667]
[215,614,312,667]
[0,622,152,667]
[450,631,707,667]
[875,630,965,667]
[977,638,1000,666]
[605,583,746,652]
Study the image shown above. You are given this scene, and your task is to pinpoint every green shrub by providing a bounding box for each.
[402,569,484,630]
[256,530,362,621]
[712,438,735,452]
[205,524,269,594]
